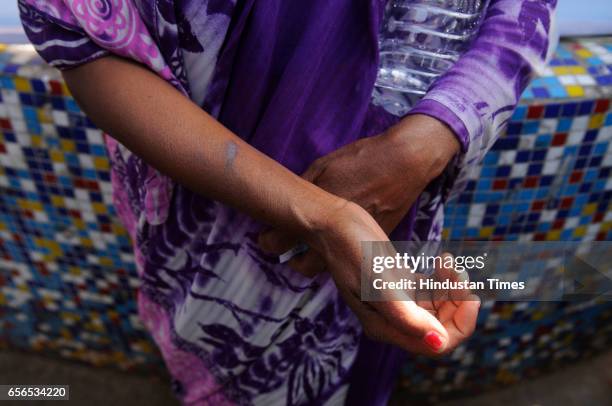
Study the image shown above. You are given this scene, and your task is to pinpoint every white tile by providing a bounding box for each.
[499,150,516,165]
[558,75,576,85]
[52,110,69,126]
[576,75,596,86]
[568,130,585,145]
[539,118,558,133]
[547,147,563,160]
[543,160,560,175]
[511,163,528,177]
[570,116,589,132]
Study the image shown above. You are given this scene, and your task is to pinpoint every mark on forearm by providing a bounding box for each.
[225,141,238,173]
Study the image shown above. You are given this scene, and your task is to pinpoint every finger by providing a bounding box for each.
[343,289,449,357]
[301,160,323,182]
[373,299,449,353]
[444,294,480,350]
[258,229,297,255]
[433,252,456,310]
[287,252,326,277]
[414,274,436,315]
[433,252,473,307]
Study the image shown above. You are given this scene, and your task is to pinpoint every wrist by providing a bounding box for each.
[288,183,348,235]
[385,114,460,181]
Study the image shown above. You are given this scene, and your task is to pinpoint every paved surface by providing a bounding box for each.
[0,349,610,405]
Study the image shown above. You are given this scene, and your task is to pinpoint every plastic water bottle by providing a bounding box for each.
[372,0,489,116]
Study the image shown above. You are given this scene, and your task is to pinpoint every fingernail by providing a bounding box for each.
[424,331,445,353]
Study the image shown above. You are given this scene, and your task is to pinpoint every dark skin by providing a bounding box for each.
[259,114,461,276]
[63,55,479,357]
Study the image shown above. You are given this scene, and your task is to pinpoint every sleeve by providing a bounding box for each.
[407,0,558,195]
[18,0,109,70]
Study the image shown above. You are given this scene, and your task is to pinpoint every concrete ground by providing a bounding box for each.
[0,349,610,405]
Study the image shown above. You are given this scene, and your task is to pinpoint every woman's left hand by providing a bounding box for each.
[259,114,461,276]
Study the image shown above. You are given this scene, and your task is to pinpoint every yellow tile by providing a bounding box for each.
[582,203,597,216]
[569,66,586,75]
[62,328,74,339]
[51,195,64,206]
[80,237,93,247]
[69,267,81,275]
[566,86,585,97]
[93,157,110,170]
[0,44,6,52]
[546,230,561,240]
[0,222,5,231]
[442,229,450,239]
[0,294,5,306]
[18,199,43,211]
[61,312,79,321]
[93,202,107,214]
[48,241,62,257]
[50,150,65,162]
[31,135,43,147]
[576,49,593,58]
[99,257,113,266]
[552,67,571,75]
[479,227,494,238]
[112,224,128,236]
[37,109,53,124]
[573,226,586,238]
[73,218,85,230]
[60,139,75,152]
[14,77,31,92]
[589,114,604,129]
[61,82,71,95]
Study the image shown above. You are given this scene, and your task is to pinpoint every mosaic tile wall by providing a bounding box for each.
[0,38,610,399]
[402,39,612,402]
[0,44,158,369]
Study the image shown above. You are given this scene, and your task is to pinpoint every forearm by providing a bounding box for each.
[63,56,338,234]
[410,0,557,152]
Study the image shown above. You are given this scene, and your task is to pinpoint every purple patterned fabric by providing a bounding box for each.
[19,0,556,404]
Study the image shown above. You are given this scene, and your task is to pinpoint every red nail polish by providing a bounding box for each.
[424,331,444,352]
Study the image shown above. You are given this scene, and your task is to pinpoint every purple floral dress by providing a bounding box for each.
[19,1,556,405]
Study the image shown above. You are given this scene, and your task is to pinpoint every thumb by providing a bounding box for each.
[258,229,296,255]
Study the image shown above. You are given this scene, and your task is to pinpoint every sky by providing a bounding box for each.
[0,1,611,35]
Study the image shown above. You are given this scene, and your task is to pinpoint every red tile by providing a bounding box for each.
[552,133,567,146]
[527,105,545,119]
[44,173,57,183]
[560,197,574,209]
[0,119,12,130]
[74,178,87,188]
[86,180,99,190]
[523,176,538,188]
[493,179,508,190]
[569,171,583,183]
[49,80,63,95]
[68,209,81,218]
[531,200,545,211]
[595,99,610,113]
[553,219,565,229]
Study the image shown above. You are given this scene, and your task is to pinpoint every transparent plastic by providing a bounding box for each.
[372,0,488,116]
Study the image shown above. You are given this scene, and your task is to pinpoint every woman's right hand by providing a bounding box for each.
[261,199,480,356]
